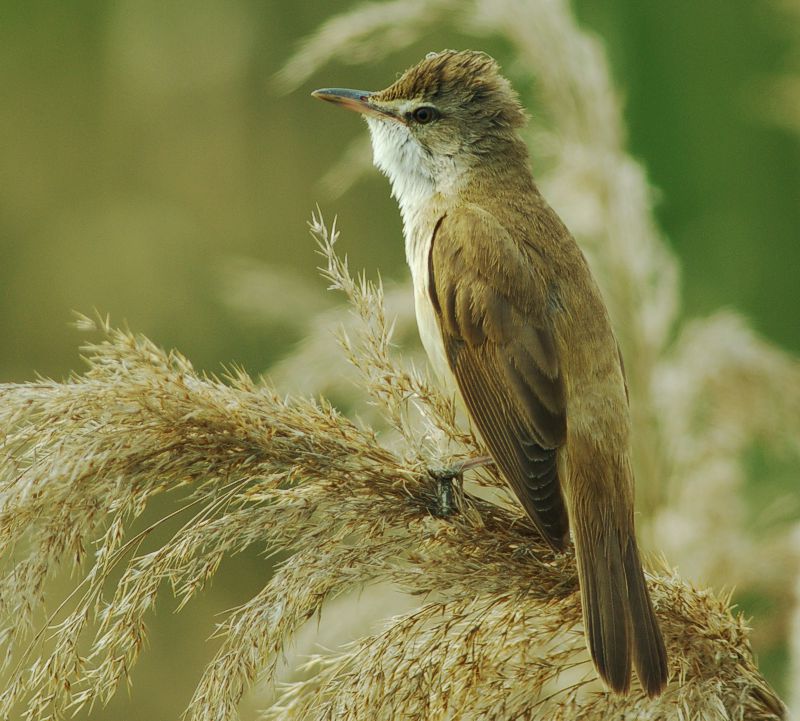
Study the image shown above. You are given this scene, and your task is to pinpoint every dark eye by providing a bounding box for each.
[411,106,439,124]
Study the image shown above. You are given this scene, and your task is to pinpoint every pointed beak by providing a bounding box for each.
[311,88,400,122]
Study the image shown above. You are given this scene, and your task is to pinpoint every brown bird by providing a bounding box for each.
[312,50,668,697]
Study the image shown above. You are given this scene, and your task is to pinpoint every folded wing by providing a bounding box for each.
[428,206,568,548]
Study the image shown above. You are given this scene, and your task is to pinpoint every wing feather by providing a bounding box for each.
[428,206,569,547]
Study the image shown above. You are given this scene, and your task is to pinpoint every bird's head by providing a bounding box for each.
[313,50,527,205]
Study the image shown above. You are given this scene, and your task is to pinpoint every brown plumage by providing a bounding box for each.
[313,49,669,697]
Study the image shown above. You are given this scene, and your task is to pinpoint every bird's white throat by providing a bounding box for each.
[365,116,470,247]
[365,118,436,230]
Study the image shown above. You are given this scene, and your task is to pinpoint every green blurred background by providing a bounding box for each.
[1,0,798,717]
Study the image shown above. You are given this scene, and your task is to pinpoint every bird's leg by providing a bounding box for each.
[427,455,494,517]
[428,468,457,518]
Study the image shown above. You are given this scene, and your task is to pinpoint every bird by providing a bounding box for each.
[312,49,668,697]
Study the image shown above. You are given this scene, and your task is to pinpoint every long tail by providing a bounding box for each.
[570,463,668,696]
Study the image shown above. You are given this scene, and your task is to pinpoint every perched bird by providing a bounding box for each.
[312,50,668,697]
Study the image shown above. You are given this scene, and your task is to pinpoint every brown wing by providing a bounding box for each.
[428,206,569,548]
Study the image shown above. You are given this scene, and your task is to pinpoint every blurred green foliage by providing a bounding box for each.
[1,1,797,717]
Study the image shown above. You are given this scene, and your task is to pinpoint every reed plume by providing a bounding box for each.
[0,214,787,719]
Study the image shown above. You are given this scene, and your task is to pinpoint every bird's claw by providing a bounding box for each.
[427,466,460,517]
[426,456,493,517]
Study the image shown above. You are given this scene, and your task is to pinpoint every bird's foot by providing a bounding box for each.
[427,455,494,517]
[427,467,459,517]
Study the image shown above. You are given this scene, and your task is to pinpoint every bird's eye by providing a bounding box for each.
[411,106,439,124]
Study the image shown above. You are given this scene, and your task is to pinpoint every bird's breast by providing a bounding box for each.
[403,213,453,386]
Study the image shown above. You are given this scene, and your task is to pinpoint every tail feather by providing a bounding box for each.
[624,540,669,697]
[572,501,668,696]
[574,516,632,694]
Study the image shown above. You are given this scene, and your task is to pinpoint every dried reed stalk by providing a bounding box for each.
[0,216,788,720]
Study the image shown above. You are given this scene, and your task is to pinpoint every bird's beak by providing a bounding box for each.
[311,88,400,122]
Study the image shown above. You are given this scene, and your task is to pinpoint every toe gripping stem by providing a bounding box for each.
[426,455,493,517]
[427,467,459,517]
